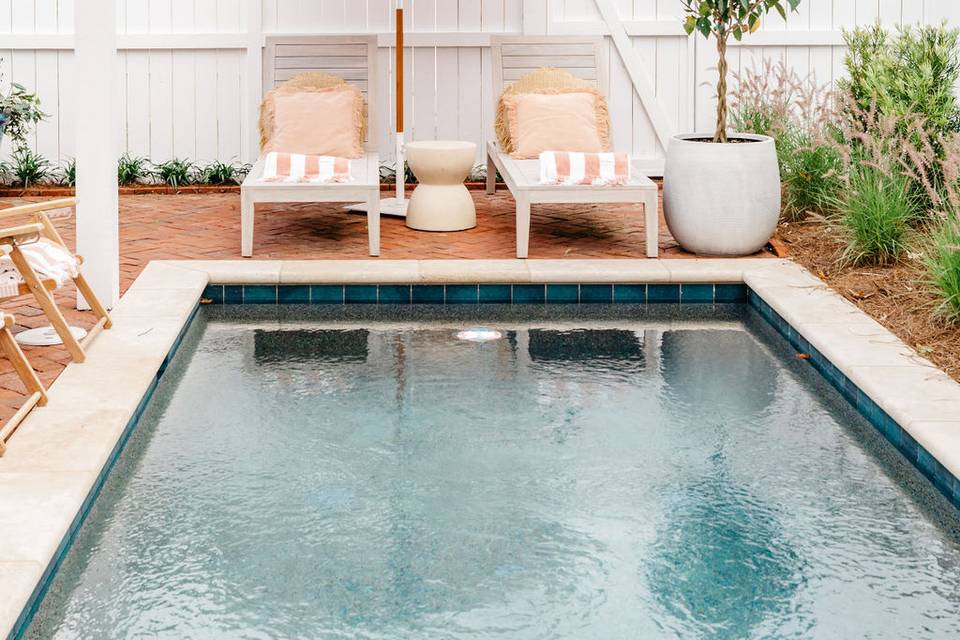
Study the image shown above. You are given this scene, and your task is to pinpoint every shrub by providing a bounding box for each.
[199,160,250,185]
[153,158,196,188]
[0,62,47,150]
[117,153,148,186]
[840,22,960,208]
[732,61,842,219]
[836,163,918,266]
[780,130,844,219]
[925,215,960,322]
[8,147,51,188]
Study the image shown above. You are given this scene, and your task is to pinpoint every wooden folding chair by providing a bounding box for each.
[0,312,47,456]
[0,198,112,363]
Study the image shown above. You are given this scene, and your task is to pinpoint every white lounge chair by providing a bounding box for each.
[485,36,660,259]
[0,312,47,456]
[241,35,381,257]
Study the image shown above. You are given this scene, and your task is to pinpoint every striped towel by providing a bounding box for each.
[539,151,631,186]
[263,152,354,184]
[0,239,79,298]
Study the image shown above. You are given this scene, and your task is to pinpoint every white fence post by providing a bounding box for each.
[74,0,120,310]
[242,0,263,163]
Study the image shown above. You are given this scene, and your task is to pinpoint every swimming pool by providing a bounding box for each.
[21,304,960,639]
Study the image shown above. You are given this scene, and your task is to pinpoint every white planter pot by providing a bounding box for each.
[663,133,781,256]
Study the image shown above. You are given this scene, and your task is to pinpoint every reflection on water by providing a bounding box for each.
[25,312,960,640]
[647,448,804,639]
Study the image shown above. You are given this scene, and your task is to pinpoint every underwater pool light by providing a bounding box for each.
[457,327,503,342]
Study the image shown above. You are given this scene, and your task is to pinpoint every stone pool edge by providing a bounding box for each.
[1,257,958,639]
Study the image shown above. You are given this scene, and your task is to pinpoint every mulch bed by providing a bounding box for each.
[778,217,960,382]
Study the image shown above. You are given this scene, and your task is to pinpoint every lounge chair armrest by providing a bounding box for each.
[0,222,46,245]
[0,198,77,221]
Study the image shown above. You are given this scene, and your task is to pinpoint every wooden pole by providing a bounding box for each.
[395,1,405,201]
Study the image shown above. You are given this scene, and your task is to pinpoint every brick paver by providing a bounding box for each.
[0,187,759,425]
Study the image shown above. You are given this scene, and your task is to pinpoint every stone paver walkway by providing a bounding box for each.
[0,187,754,424]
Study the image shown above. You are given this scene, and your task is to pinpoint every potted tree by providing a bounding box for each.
[0,63,46,150]
[663,0,800,256]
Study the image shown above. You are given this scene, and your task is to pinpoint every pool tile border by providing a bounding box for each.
[2,257,959,640]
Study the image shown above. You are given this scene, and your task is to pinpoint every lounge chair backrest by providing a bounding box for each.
[263,35,379,147]
[490,36,609,98]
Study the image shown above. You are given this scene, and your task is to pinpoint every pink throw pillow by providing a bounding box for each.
[265,86,363,159]
[503,90,609,159]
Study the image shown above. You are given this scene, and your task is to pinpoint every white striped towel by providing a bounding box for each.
[263,152,354,184]
[539,151,631,186]
[0,239,79,298]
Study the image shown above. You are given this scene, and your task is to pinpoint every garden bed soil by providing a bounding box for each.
[779,218,960,383]
[0,182,498,197]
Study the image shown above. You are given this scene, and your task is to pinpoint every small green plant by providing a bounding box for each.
[378,161,417,185]
[59,157,76,187]
[925,214,960,322]
[153,158,196,188]
[8,147,51,188]
[117,153,148,186]
[199,160,250,185]
[0,61,47,150]
[681,0,802,142]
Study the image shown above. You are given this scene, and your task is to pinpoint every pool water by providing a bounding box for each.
[25,306,960,639]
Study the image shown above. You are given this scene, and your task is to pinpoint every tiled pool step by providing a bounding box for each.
[202,283,751,305]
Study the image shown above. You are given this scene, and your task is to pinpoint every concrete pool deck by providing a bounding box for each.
[1,257,959,639]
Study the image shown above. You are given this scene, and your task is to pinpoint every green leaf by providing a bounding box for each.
[775,3,786,20]
[733,25,743,41]
[684,15,697,34]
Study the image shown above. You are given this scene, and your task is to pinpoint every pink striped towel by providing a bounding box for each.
[539,151,631,186]
[263,152,354,184]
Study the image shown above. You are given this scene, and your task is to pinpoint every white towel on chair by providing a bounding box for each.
[0,239,79,298]
[539,151,631,186]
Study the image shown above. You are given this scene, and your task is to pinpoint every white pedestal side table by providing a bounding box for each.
[405,141,477,232]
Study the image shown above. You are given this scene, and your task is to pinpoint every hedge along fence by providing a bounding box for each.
[0,152,496,191]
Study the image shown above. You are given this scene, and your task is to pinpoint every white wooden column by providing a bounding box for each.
[242,0,263,163]
[75,0,120,310]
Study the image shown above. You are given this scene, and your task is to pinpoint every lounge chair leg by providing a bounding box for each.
[644,190,659,258]
[241,190,254,257]
[73,273,113,329]
[516,195,531,259]
[8,247,86,363]
[367,193,381,257]
[486,152,496,195]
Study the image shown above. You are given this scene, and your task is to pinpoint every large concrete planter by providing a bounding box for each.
[663,133,780,256]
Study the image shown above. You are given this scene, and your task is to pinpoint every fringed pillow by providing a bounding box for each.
[259,73,366,159]
[495,68,610,158]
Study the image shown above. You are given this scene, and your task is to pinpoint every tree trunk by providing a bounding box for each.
[714,34,729,144]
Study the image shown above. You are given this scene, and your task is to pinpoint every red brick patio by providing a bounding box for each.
[0,187,753,424]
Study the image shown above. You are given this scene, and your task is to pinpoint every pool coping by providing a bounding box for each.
[1,258,959,639]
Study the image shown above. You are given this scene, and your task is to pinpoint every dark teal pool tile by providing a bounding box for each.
[716,284,748,303]
[580,284,613,304]
[917,448,938,482]
[278,285,310,304]
[245,285,277,304]
[681,284,714,303]
[412,285,444,304]
[223,285,243,305]
[546,284,579,304]
[311,285,344,304]
[446,285,479,304]
[203,285,224,304]
[647,284,680,303]
[345,285,378,304]
[513,284,545,304]
[932,459,955,498]
[614,284,646,304]
[379,285,412,304]
[479,284,511,303]
[899,431,919,463]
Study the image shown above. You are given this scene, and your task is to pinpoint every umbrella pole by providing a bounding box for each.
[396,2,404,202]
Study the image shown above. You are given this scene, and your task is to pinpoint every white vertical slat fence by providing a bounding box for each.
[0,0,958,174]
